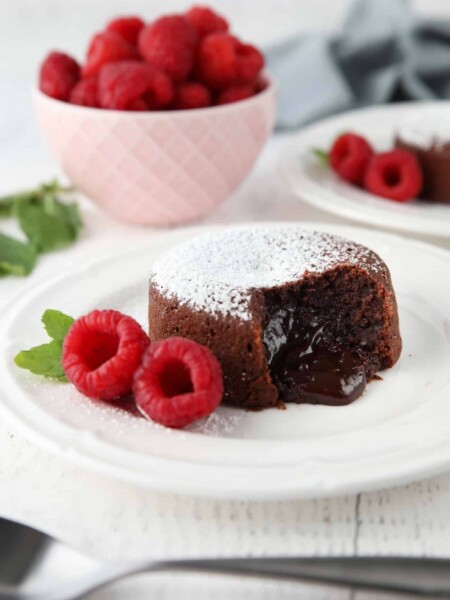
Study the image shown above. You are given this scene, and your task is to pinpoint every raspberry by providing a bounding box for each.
[234,43,264,83]
[39,52,80,101]
[69,77,99,107]
[172,82,211,109]
[128,97,148,111]
[196,33,264,90]
[138,16,197,82]
[185,6,229,37]
[254,76,268,93]
[106,16,145,45]
[62,309,150,401]
[217,84,254,105]
[133,337,223,429]
[329,133,374,185]
[98,61,173,110]
[364,150,423,202]
[82,31,138,78]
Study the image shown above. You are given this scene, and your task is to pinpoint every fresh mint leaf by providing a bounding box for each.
[0,181,72,205]
[0,232,37,276]
[0,190,37,218]
[14,340,67,381]
[41,179,73,196]
[0,179,81,276]
[14,309,75,381]
[41,309,74,342]
[50,197,83,234]
[0,198,14,218]
[312,148,329,166]
[14,195,83,253]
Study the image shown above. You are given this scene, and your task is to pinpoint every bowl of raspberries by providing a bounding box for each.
[35,6,275,226]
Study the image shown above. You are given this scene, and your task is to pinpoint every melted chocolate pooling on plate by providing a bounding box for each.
[264,307,367,406]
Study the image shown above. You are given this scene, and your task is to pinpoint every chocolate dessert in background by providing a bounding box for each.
[396,111,450,204]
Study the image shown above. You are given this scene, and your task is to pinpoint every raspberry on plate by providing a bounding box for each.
[106,16,145,45]
[69,77,99,107]
[196,33,264,90]
[217,84,254,105]
[127,97,149,111]
[82,31,138,78]
[172,82,211,109]
[185,6,229,37]
[62,309,150,401]
[133,337,223,429]
[138,15,197,82]
[329,133,374,185]
[39,51,80,101]
[364,149,423,202]
[98,60,173,110]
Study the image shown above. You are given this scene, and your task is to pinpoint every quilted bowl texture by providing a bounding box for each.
[34,79,276,226]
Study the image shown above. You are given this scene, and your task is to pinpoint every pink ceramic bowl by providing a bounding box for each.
[34,79,276,226]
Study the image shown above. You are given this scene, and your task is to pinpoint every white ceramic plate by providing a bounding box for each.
[0,223,449,500]
[280,102,450,238]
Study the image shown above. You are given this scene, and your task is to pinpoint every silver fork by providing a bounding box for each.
[1,518,450,600]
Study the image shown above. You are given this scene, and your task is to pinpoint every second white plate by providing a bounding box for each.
[0,223,449,500]
[280,102,450,237]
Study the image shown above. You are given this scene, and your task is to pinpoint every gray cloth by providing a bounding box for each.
[266,0,450,129]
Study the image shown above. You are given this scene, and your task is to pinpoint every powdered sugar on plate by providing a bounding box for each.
[151,225,385,320]
[186,411,246,437]
[397,109,450,149]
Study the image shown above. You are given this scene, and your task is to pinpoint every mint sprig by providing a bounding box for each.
[312,147,329,167]
[15,194,82,253]
[0,197,14,218]
[0,180,82,277]
[14,340,68,380]
[0,232,37,276]
[14,309,74,381]
[41,309,75,341]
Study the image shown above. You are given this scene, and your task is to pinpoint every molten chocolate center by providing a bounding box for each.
[264,307,367,406]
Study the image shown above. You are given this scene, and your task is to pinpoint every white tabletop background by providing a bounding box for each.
[1,1,450,598]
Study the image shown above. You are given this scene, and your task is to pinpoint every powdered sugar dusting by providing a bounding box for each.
[397,109,450,149]
[187,411,245,436]
[151,226,385,320]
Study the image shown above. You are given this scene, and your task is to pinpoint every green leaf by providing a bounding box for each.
[40,179,73,196]
[0,179,81,277]
[51,198,83,233]
[312,148,329,167]
[0,232,37,276]
[0,191,38,218]
[0,198,14,218]
[0,191,40,218]
[14,195,83,254]
[0,180,72,207]
[41,309,75,342]
[14,309,75,381]
[14,340,67,381]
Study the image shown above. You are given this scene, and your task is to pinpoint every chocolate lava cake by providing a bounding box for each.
[149,226,402,410]
[396,110,450,204]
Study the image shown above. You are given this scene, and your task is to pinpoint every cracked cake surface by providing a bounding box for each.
[151,227,387,320]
